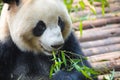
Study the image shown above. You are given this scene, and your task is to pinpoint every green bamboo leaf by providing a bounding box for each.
[90,6,96,15]
[109,69,115,80]
[72,59,81,63]
[83,66,98,75]
[74,63,81,71]
[79,21,83,36]
[57,58,63,68]
[64,0,73,12]
[74,64,92,80]
[88,0,94,4]
[61,51,67,66]
[52,51,56,60]
[49,64,55,78]
[80,15,89,21]
[80,69,92,80]
[64,0,73,4]
[101,0,105,16]
[79,0,85,10]
[51,51,98,79]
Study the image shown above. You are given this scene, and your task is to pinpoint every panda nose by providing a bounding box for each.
[51,43,64,49]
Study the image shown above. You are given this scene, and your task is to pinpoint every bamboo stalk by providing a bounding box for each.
[74,23,120,31]
[75,28,120,42]
[83,44,120,56]
[88,51,120,63]
[86,24,120,31]
[73,16,120,29]
[80,37,120,48]
[91,59,120,73]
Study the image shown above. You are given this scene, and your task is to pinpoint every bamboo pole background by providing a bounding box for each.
[71,0,120,79]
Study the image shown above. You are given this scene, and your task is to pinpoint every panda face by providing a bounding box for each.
[32,17,65,55]
[40,21,64,55]
[7,0,72,55]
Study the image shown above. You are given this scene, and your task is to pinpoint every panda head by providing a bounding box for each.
[4,0,72,55]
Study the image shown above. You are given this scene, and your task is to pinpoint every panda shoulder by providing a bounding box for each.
[0,4,10,43]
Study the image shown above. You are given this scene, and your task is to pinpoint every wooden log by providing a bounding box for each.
[83,44,120,56]
[88,51,120,63]
[85,24,120,31]
[93,2,102,7]
[73,23,120,31]
[80,37,120,49]
[75,28,120,42]
[98,72,120,80]
[91,59,120,73]
[90,12,120,20]
[73,16,120,29]
[109,0,120,3]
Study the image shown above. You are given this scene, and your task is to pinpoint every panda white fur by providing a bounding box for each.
[0,0,97,80]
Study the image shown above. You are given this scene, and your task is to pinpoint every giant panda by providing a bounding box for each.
[0,0,97,80]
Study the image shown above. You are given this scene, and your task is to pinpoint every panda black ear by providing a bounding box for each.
[3,0,14,3]
[3,0,19,5]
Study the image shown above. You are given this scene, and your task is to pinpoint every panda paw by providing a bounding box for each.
[52,70,85,80]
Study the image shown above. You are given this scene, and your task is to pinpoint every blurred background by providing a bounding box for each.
[65,0,120,80]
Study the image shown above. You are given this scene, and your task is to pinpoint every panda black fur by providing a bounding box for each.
[0,0,97,80]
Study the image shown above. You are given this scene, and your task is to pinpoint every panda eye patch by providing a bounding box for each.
[58,17,65,32]
[33,21,46,36]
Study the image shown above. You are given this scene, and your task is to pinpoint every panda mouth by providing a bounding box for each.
[40,43,53,54]
[39,41,59,55]
[44,48,52,53]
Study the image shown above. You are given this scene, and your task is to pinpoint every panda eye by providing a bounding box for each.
[58,17,65,32]
[33,21,46,36]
